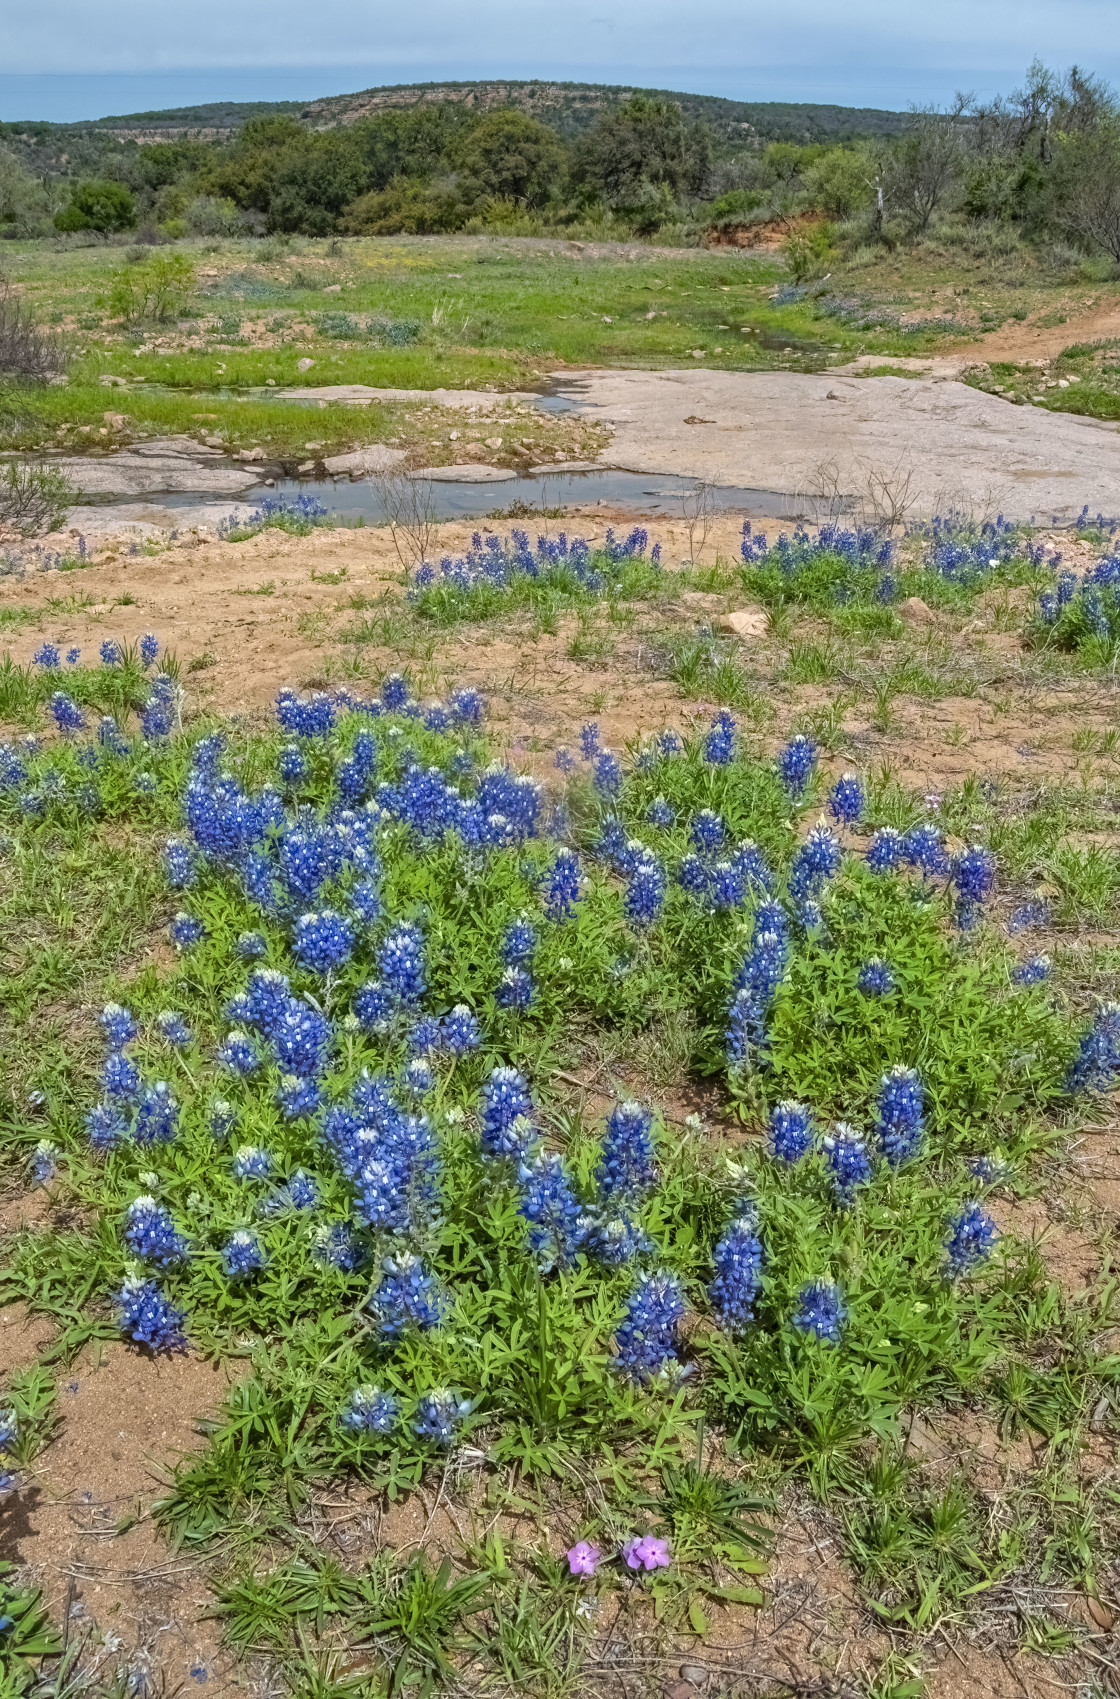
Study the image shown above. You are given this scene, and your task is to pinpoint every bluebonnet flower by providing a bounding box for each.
[905,824,949,877]
[769,1100,814,1163]
[102,1051,141,1101]
[100,1002,138,1048]
[261,1169,319,1214]
[354,981,396,1033]
[370,1251,447,1337]
[730,840,774,891]
[690,809,726,853]
[579,722,601,760]
[1013,954,1051,985]
[349,878,382,926]
[244,967,292,1032]
[544,848,582,920]
[341,1385,399,1435]
[624,856,666,928]
[968,1153,1010,1188]
[99,640,121,666]
[944,1203,998,1277]
[293,909,354,975]
[237,930,268,959]
[828,773,865,826]
[647,796,675,827]
[614,1271,687,1382]
[312,1222,366,1272]
[156,1011,193,1048]
[1065,1002,1120,1093]
[132,773,157,798]
[278,743,309,786]
[703,710,736,765]
[788,824,842,903]
[140,633,160,667]
[554,748,576,773]
[875,1066,924,1166]
[442,1005,482,1054]
[710,861,746,911]
[777,734,817,798]
[49,692,86,735]
[135,1082,179,1144]
[31,1140,58,1185]
[952,845,996,927]
[381,672,410,711]
[273,1000,333,1077]
[449,686,484,725]
[519,1149,584,1271]
[98,717,130,756]
[404,1057,434,1096]
[169,913,205,951]
[480,1066,535,1158]
[66,646,80,665]
[124,1197,190,1266]
[115,1274,188,1352]
[791,1280,846,1344]
[163,839,196,889]
[580,1204,649,1266]
[658,730,683,757]
[86,1100,126,1151]
[140,675,177,740]
[709,1209,764,1332]
[858,958,896,996]
[677,852,710,897]
[408,1015,443,1055]
[233,1145,273,1180]
[217,1030,261,1076]
[596,1101,656,1199]
[378,924,426,1003]
[822,1122,872,1205]
[276,688,335,737]
[208,1100,237,1141]
[501,917,537,965]
[866,828,907,873]
[34,643,60,668]
[1008,901,1050,934]
[276,1074,322,1120]
[497,966,535,1010]
[592,749,623,798]
[222,1229,265,1278]
[413,1388,471,1446]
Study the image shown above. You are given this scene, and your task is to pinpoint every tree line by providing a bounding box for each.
[1,62,1118,265]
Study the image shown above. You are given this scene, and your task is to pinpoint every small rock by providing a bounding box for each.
[680,1667,707,1688]
[102,412,127,429]
[690,349,706,358]
[296,358,315,372]
[304,441,324,451]
[449,430,460,441]
[322,444,407,476]
[825,390,842,400]
[99,375,127,387]
[297,460,316,473]
[898,596,935,626]
[666,1685,696,1699]
[202,437,224,448]
[236,447,266,462]
[717,607,769,638]
[322,285,341,295]
[1086,1595,1115,1631]
[484,436,503,449]
[265,379,276,387]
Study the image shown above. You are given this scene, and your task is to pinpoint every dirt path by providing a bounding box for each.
[950,295,1120,365]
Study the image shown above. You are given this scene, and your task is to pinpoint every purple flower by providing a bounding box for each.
[567,1541,601,1577]
[776,734,817,797]
[622,1535,671,1571]
[827,773,864,826]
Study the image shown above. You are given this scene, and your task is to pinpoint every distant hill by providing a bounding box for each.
[0,79,911,171]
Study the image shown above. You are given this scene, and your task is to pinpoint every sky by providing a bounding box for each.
[2,0,1117,123]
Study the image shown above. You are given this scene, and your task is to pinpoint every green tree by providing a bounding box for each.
[573,96,711,221]
[802,146,876,220]
[0,146,50,235]
[1048,124,1120,262]
[53,179,136,233]
[451,110,567,207]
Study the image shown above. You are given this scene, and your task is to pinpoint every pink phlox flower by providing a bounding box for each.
[622,1534,671,1571]
[566,1540,601,1576]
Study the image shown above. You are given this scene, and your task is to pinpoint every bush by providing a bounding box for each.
[0,281,65,382]
[103,253,196,323]
[339,179,468,236]
[0,462,74,537]
[802,147,876,220]
[184,194,243,237]
[782,221,836,282]
[54,180,136,234]
[449,109,567,209]
[0,147,51,238]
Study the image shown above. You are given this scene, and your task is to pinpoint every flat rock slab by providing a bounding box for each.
[322,445,407,476]
[62,501,259,538]
[549,369,1120,521]
[412,464,517,483]
[52,453,261,498]
[275,385,538,409]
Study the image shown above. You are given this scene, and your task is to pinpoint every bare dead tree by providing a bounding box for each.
[371,467,439,572]
[0,461,75,536]
[0,279,65,382]
[678,478,716,565]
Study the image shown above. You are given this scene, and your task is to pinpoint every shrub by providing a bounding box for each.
[103,253,196,322]
[0,462,74,537]
[0,281,65,382]
[53,180,136,234]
